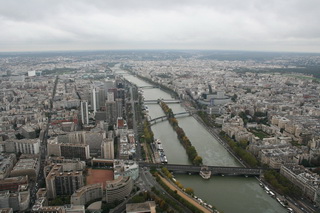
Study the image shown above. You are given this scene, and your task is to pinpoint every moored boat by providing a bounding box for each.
[200,166,211,179]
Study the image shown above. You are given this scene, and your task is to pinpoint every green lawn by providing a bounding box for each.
[249,129,269,139]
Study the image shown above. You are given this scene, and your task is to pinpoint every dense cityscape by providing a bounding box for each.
[0,50,319,213]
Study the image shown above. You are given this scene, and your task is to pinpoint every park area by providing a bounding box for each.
[249,128,270,139]
[86,168,114,187]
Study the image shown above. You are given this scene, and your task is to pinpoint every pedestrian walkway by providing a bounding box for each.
[159,176,212,213]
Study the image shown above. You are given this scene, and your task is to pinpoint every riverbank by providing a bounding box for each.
[158,176,213,213]
[121,65,179,99]
[191,112,246,167]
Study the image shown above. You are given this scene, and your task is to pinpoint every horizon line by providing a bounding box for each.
[1,48,320,55]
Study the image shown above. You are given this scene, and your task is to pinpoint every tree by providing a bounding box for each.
[15,133,24,140]
[239,139,248,149]
[185,187,194,195]
[301,159,311,167]
[193,156,203,166]
[186,146,197,161]
[231,94,238,102]
[130,195,145,203]
[175,181,183,189]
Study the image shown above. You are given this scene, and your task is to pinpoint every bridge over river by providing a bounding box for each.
[148,111,194,125]
[139,162,262,177]
[144,99,181,104]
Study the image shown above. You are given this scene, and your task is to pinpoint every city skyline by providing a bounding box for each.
[1,0,320,53]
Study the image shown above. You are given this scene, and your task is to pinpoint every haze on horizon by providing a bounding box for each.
[1,0,320,53]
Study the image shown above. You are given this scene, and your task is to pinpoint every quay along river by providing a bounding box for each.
[114,65,286,213]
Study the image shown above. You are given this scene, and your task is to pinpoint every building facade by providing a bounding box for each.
[105,101,117,125]
[105,176,133,203]
[3,139,40,154]
[60,144,90,160]
[101,138,114,159]
[280,165,320,205]
[45,164,84,199]
[71,183,103,205]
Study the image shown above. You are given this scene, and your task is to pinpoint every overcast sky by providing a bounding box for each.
[1,0,320,53]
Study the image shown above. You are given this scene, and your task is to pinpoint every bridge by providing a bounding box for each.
[138,85,160,89]
[144,99,181,104]
[149,111,192,125]
[139,162,262,177]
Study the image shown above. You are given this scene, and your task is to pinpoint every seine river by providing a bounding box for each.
[114,65,286,213]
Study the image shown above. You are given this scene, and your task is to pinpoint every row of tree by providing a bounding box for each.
[129,191,176,213]
[264,170,302,197]
[154,173,204,213]
[160,102,203,166]
[142,120,154,144]
[219,131,258,167]
[161,167,194,195]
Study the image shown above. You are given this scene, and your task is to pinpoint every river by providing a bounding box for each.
[115,65,286,213]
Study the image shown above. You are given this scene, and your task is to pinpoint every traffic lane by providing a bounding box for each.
[140,170,192,213]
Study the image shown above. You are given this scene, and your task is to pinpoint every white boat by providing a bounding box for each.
[155,139,168,164]
[200,166,211,179]
[269,191,275,197]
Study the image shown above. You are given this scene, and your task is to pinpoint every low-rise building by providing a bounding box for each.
[36,188,48,206]
[114,160,139,181]
[0,208,13,213]
[46,156,85,171]
[10,158,40,181]
[280,165,320,205]
[21,125,36,139]
[32,203,85,213]
[0,154,16,179]
[0,176,28,192]
[126,201,156,213]
[0,186,30,212]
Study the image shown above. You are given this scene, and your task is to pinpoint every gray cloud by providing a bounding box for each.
[0,0,320,52]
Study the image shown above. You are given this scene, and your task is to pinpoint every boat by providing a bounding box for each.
[200,166,211,179]
[269,191,275,197]
[154,139,168,164]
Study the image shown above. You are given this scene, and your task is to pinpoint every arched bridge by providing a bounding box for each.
[144,99,181,104]
[138,86,160,89]
[148,111,193,125]
[139,162,262,177]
